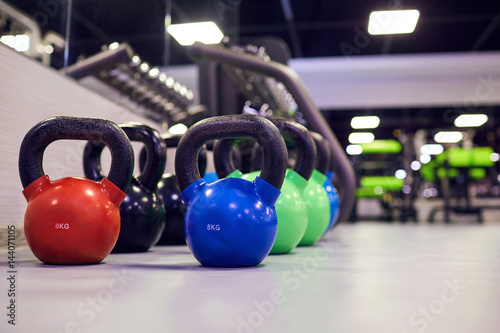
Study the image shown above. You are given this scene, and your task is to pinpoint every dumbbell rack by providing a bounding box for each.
[187,41,356,221]
[217,41,299,119]
[64,42,207,127]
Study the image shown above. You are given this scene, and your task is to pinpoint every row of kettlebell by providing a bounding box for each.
[18,115,338,267]
[208,117,340,255]
[19,116,195,264]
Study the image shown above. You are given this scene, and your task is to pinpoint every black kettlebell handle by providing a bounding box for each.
[138,133,208,176]
[83,123,166,191]
[213,139,239,179]
[164,135,208,176]
[310,132,330,174]
[18,116,134,191]
[328,143,335,172]
[175,115,288,192]
[214,118,317,181]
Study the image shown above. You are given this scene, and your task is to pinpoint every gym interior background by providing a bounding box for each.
[1,1,499,333]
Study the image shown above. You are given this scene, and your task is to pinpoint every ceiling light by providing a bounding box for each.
[351,116,380,129]
[167,21,224,46]
[434,131,463,143]
[348,132,375,144]
[420,144,444,155]
[454,114,488,127]
[368,9,420,35]
[346,144,363,155]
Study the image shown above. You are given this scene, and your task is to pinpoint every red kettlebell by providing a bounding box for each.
[18,117,134,264]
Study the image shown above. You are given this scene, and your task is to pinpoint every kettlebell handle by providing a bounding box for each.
[213,138,239,179]
[328,143,336,173]
[214,118,317,181]
[162,134,182,147]
[175,115,288,192]
[83,123,166,191]
[273,119,316,179]
[310,132,330,174]
[18,116,134,191]
[138,133,208,176]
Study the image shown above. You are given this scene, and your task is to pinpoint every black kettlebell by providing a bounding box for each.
[83,123,167,252]
[138,133,207,245]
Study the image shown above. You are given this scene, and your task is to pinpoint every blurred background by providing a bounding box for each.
[2,0,500,224]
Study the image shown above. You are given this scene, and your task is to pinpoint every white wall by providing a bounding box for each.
[151,51,500,111]
[0,44,162,226]
[289,51,500,110]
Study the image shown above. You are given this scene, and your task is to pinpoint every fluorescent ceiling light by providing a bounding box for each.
[348,132,375,144]
[351,116,380,129]
[434,131,463,143]
[368,9,420,35]
[454,114,488,127]
[420,144,444,155]
[346,144,363,155]
[167,21,224,46]
[0,34,30,52]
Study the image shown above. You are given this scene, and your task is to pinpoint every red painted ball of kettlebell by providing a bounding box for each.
[19,117,134,264]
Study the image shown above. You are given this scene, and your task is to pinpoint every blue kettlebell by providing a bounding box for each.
[175,115,288,267]
[84,123,167,252]
[324,143,340,231]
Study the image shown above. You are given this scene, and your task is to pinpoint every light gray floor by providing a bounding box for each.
[1,223,499,333]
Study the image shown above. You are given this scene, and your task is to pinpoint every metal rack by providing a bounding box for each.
[217,42,299,118]
[188,41,356,221]
[0,1,64,66]
[65,42,207,127]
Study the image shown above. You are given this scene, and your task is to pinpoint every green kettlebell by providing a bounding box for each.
[298,131,331,246]
[214,118,317,253]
